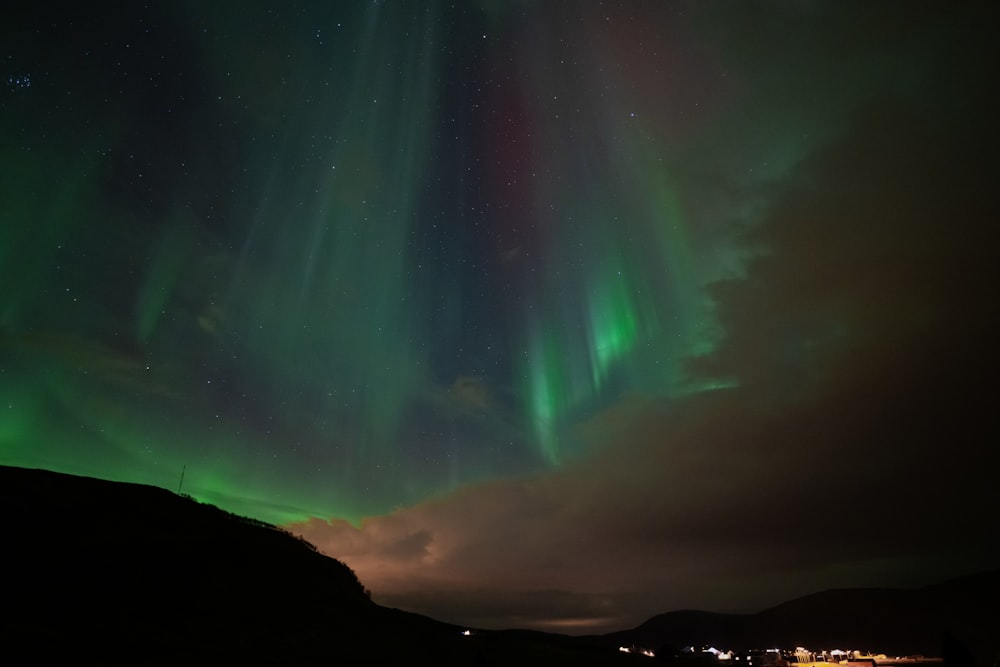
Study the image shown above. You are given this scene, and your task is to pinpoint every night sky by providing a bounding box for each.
[3,1,998,633]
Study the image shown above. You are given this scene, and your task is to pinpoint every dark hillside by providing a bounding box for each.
[2,465,372,660]
[6,464,993,665]
[598,573,999,666]
[0,465,635,664]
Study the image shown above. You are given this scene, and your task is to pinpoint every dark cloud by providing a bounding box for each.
[448,376,497,412]
[292,58,1000,630]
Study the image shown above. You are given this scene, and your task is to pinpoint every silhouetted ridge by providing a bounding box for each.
[0,465,635,664]
[597,574,999,667]
[6,465,993,665]
[3,466,374,654]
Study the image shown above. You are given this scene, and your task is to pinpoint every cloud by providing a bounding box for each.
[291,8,1000,633]
[448,376,497,412]
[296,97,995,629]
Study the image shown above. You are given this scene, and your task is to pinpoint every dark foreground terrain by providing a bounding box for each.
[2,465,996,665]
[597,571,999,666]
[0,465,637,664]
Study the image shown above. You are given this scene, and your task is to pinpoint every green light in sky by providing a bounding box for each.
[136,222,194,344]
[585,256,641,391]
[525,324,566,464]
[1,0,758,523]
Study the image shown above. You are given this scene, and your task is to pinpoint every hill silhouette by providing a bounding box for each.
[3,465,995,665]
[598,572,999,666]
[0,465,631,664]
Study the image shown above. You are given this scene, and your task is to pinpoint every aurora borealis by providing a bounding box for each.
[3,1,998,632]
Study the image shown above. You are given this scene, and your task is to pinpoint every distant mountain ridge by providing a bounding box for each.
[2,464,994,665]
[597,571,998,665]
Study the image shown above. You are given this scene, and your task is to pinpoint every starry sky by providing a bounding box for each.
[2,1,998,633]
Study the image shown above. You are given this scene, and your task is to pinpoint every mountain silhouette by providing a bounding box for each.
[3,464,995,665]
[598,572,998,666]
[0,465,628,664]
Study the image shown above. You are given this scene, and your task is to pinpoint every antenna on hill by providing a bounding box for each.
[177,465,186,495]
